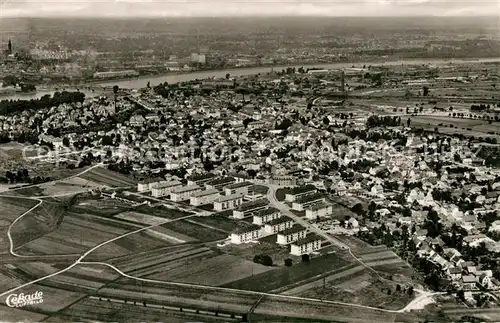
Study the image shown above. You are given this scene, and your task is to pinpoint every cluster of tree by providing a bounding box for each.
[275,118,293,131]
[0,91,85,116]
[2,75,21,87]
[470,104,491,112]
[5,169,30,184]
[366,115,403,128]
[107,160,133,175]
[253,254,273,266]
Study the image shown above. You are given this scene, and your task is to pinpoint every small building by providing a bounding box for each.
[233,199,269,219]
[253,207,281,225]
[264,216,294,234]
[305,203,333,220]
[230,224,263,244]
[190,188,220,206]
[224,181,254,196]
[270,175,296,187]
[285,185,317,202]
[205,177,236,190]
[151,180,182,198]
[213,193,244,211]
[187,173,218,186]
[290,234,322,256]
[292,193,325,211]
[170,185,201,202]
[137,178,165,192]
[462,275,478,290]
[277,225,307,245]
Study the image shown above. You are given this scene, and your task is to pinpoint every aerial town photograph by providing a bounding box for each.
[0,0,499,322]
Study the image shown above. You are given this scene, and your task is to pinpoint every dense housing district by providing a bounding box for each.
[0,58,499,322]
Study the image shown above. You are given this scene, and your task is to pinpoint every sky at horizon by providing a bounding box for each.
[0,0,498,18]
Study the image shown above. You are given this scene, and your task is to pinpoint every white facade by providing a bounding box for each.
[230,226,263,244]
[170,185,201,202]
[190,189,220,206]
[292,196,325,211]
[290,235,322,256]
[253,209,281,225]
[264,217,294,234]
[213,193,244,211]
[305,204,333,220]
[277,226,307,245]
[224,182,253,196]
[151,180,182,197]
[285,187,317,202]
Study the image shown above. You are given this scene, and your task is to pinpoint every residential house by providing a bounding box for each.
[290,234,322,256]
[151,180,182,197]
[270,175,296,187]
[264,216,294,234]
[187,173,218,186]
[190,189,220,206]
[277,225,307,245]
[462,275,478,290]
[230,224,263,244]
[285,185,317,202]
[253,207,281,225]
[170,185,201,202]
[213,193,244,211]
[233,199,269,219]
[305,203,333,220]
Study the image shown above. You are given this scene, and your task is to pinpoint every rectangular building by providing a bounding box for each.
[230,224,263,244]
[190,188,220,206]
[305,203,333,220]
[290,234,322,256]
[137,177,166,192]
[292,193,325,211]
[151,180,182,198]
[213,193,244,211]
[224,181,254,196]
[233,199,269,219]
[285,185,318,202]
[277,225,307,245]
[170,185,201,202]
[270,175,296,187]
[253,207,281,225]
[264,216,294,235]
[205,177,236,190]
[187,173,218,186]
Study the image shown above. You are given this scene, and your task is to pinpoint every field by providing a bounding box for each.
[223,240,292,265]
[191,214,245,232]
[223,253,348,292]
[78,167,136,187]
[134,204,193,220]
[146,254,274,286]
[411,116,500,138]
[162,219,228,242]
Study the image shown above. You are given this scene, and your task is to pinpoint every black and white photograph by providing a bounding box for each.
[0,0,499,322]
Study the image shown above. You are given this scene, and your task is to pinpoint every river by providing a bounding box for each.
[1,57,499,101]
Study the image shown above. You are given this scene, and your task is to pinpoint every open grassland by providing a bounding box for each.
[223,240,294,265]
[190,215,243,232]
[411,116,500,138]
[135,204,193,220]
[0,196,39,251]
[223,253,348,293]
[0,305,47,322]
[72,196,130,216]
[162,219,228,242]
[146,254,274,286]
[79,167,136,187]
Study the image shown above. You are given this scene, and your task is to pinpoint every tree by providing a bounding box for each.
[423,86,429,97]
[407,118,411,127]
[396,284,401,292]
[351,203,364,215]
[63,137,70,147]
[225,73,230,79]
[301,254,310,262]
[407,286,414,297]
[284,258,293,267]
[113,85,119,109]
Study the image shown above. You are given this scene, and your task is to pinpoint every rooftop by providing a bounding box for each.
[152,180,182,189]
[188,173,217,182]
[233,224,262,235]
[267,216,293,226]
[279,224,307,236]
[172,185,201,194]
[227,181,254,189]
[293,233,322,246]
[236,199,269,212]
[289,185,317,195]
[296,193,325,204]
[254,207,280,217]
[215,193,244,203]
[191,188,219,197]
[207,177,236,186]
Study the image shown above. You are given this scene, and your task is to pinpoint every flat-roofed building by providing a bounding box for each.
[205,177,236,190]
[213,193,244,211]
[305,203,333,220]
[285,185,317,202]
[292,193,325,211]
[137,178,167,192]
[290,234,322,256]
[151,180,183,198]
[230,224,263,244]
[224,181,254,196]
[264,216,294,234]
[270,175,296,187]
[233,199,269,219]
[187,173,218,186]
[170,185,201,202]
[277,225,307,245]
[190,188,220,206]
[253,207,280,225]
